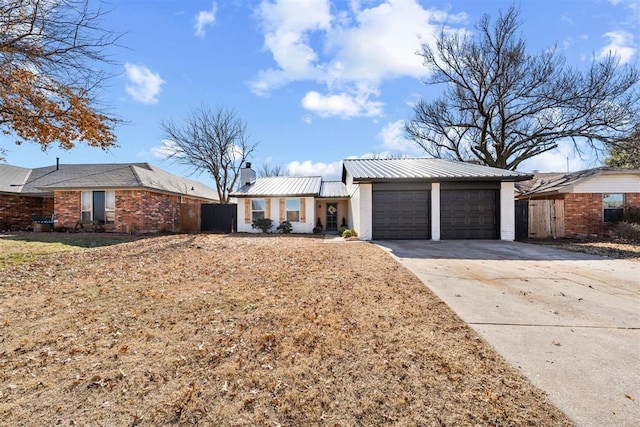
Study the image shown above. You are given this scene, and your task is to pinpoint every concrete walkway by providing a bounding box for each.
[376,240,640,427]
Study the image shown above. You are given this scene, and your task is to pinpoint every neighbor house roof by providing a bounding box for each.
[516,167,640,197]
[342,158,531,182]
[0,163,219,201]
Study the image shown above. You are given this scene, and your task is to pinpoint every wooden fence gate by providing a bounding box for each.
[178,204,201,233]
[527,199,565,238]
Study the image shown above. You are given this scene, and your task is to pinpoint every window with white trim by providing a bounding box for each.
[603,193,624,223]
[105,191,115,223]
[251,199,265,221]
[286,199,300,222]
[81,191,92,222]
[81,191,115,224]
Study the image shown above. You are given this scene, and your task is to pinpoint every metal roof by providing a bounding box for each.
[231,176,322,197]
[342,158,532,182]
[0,163,219,201]
[516,167,640,197]
[319,181,349,198]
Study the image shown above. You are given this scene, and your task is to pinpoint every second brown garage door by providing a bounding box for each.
[440,189,498,239]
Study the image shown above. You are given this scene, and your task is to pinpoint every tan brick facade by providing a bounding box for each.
[51,189,207,233]
[0,194,53,230]
[563,192,640,237]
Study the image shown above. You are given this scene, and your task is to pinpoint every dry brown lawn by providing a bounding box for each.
[0,234,572,426]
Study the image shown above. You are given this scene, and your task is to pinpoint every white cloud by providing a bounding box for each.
[301,90,383,118]
[252,0,331,94]
[150,140,182,159]
[124,63,165,104]
[286,159,343,179]
[598,31,636,64]
[518,142,590,173]
[377,120,421,153]
[253,0,462,118]
[195,3,217,38]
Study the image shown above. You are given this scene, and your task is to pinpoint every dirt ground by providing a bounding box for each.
[527,237,640,262]
[0,234,572,426]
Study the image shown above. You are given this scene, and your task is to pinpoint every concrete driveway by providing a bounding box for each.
[376,240,640,427]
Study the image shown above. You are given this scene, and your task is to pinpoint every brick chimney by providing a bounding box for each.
[240,162,256,187]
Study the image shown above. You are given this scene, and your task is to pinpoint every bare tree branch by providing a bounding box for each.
[257,163,288,177]
[0,0,123,160]
[160,105,258,203]
[406,4,640,170]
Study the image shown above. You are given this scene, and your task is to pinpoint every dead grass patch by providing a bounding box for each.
[528,237,640,262]
[0,235,571,425]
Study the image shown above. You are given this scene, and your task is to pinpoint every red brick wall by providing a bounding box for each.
[53,189,207,233]
[564,192,640,237]
[626,193,640,209]
[116,190,178,233]
[54,191,81,229]
[0,194,52,230]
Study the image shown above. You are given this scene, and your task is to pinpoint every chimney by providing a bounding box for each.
[240,162,256,187]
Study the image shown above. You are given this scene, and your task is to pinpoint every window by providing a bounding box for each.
[105,191,115,223]
[603,193,624,223]
[81,191,115,224]
[251,199,265,221]
[286,199,300,222]
[81,191,92,222]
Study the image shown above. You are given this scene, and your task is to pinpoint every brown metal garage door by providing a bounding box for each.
[372,191,430,240]
[440,190,498,239]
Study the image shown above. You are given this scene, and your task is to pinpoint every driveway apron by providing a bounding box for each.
[376,240,640,427]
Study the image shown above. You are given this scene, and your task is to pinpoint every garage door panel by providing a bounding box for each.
[441,190,498,240]
[372,191,430,240]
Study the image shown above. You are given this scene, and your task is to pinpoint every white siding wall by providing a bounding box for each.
[236,197,315,234]
[431,182,440,241]
[571,174,640,193]
[348,184,360,236]
[500,181,515,241]
[358,183,372,240]
[345,173,373,240]
[346,173,358,235]
[237,199,251,233]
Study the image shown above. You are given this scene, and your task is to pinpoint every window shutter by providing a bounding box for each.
[244,199,250,224]
[265,199,271,219]
[300,198,306,223]
[279,198,285,222]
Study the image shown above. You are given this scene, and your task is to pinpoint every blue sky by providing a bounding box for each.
[2,0,638,186]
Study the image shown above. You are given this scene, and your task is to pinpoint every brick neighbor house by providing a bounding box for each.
[0,162,219,233]
[516,167,640,238]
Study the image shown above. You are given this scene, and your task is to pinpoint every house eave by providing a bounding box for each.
[351,175,533,184]
[38,185,218,202]
[232,193,319,198]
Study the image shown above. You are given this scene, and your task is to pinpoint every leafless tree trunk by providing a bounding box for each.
[160,106,258,203]
[0,0,122,160]
[406,5,639,170]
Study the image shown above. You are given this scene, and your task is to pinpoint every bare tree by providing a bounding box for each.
[160,106,258,203]
[406,5,639,170]
[257,163,288,177]
[0,0,122,160]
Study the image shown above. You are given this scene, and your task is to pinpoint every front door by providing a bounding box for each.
[326,203,338,231]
